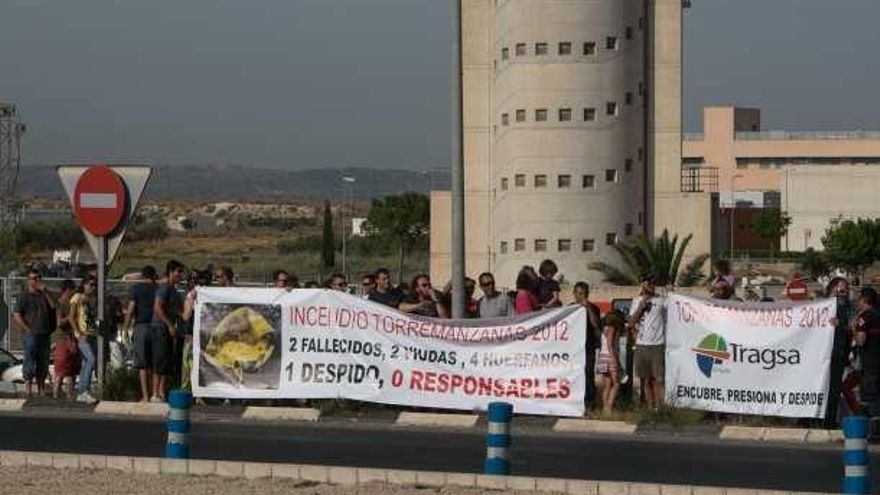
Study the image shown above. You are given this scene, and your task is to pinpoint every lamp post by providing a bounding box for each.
[729,174,743,260]
[341,176,356,277]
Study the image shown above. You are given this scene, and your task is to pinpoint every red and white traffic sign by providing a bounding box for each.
[72,165,127,236]
[785,278,809,301]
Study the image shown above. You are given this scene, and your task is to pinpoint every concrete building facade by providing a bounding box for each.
[431,0,684,287]
[683,107,880,200]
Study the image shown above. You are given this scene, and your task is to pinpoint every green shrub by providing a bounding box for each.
[101,367,141,402]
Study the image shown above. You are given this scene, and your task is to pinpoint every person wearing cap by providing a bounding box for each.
[627,274,666,410]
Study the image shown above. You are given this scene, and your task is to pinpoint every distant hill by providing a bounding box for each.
[16,165,451,201]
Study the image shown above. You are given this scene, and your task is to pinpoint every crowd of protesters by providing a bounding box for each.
[10,257,880,435]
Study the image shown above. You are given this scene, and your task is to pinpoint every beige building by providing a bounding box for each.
[781,165,880,252]
[684,107,880,199]
[431,0,686,287]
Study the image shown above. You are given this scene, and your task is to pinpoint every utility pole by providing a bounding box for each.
[450,0,466,318]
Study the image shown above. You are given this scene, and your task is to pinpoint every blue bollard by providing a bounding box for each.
[843,416,870,494]
[484,402,513,475]
[165,389,193,459]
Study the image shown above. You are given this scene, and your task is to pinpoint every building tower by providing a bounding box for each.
[490,0,646,285]
[430,0,684,287]
[0,102,25,221]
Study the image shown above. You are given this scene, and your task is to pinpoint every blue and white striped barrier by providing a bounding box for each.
[165,389,193,459]
[484,402,512,475]
[843,415,870,494]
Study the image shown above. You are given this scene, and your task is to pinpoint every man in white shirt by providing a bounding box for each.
[627,274,666,409]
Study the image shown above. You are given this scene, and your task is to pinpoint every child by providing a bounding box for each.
[598,313,625,416]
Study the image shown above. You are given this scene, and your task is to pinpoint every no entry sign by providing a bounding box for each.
[72,165,127,236]
[785,278,809,301]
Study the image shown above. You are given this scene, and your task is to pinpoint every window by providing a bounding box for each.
[515,43,526,56]
[639,17,644,30]
[625,159,633,172]
[638,81,645,96]
[501,113,509,126]
[514,238,525,252]
[583,108,596,122]
[500,241,508,254]
[625,223,633,236]
[625,92,634,105]
[606,36,618,50]
[535,239,547,252]
[557,174,571,188]
[534,174,547,188]
[535,109,548,122]
[638,146,644,162]
[514,174,525,187]
[501,47,509,60]
[606,102,618,116]
[606,233,618,245]
[558,239,571,252]
[638,211,644,226]
[759,158,773,169]
[582,175,595,188]
[626,27,634,40]
[558,108,572,121]
[515,109,526,122]
[582,239,595,252]
[606,169,619,182]
[583,42,596,55]
[558,42,572,55]
[535,42,548,55]
[501,177,508,190]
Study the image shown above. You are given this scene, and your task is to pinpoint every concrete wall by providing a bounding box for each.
[782,165,880,252]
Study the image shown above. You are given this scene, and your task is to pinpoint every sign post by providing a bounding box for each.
[58,164,152,397]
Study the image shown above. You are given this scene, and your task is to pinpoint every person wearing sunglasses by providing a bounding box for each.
[272,269,298,289]
[400,274,445,317]
[360,274,376,299]
[13,270,56,398]
[476,272,513,318]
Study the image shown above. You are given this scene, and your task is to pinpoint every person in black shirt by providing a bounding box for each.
[13,270,55,397]
[124,266,158,403]
[537,259,562,309]
[854,287,880,437]
[573,281,602,411]
[368,268,404,309]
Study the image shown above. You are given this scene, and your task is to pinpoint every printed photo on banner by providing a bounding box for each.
[665,294,835,418]
[198,303,282,390]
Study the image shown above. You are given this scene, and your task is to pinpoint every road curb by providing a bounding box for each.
[396,411,478,428]
[554,419,637,435]
[720,425,842,444]
[0,449,834,495]
[0,399,25,411]
[93,401,167,417]
[241,406,320,422]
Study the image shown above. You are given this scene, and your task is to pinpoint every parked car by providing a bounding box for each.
[0,348,23,384]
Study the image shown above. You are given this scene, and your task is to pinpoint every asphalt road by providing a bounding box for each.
[0,413,866,492]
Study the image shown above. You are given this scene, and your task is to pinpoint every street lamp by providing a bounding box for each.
[341,176,356,276]
[729,174,743,261]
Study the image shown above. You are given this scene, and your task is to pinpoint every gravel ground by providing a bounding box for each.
[0,467,539,495]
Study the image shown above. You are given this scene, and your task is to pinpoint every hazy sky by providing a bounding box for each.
[2,0,879,170]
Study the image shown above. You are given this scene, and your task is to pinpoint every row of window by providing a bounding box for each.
[500,168,632,191]
[500,100,637,126]
[499,229,634,254]
[499,25,639,61]
[734,156,880,169]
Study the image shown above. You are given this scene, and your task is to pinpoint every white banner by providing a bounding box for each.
[665,294,836,418]
[192,288,586,417]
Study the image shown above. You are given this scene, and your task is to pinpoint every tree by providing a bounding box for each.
[362,192,429,283]
[821,218,880,276]
[588,229,708,287]
[751,208,791,255]
[798,247,831,281]
[321,200,335,269]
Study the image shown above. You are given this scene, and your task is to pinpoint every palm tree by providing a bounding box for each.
[588,229,709,287]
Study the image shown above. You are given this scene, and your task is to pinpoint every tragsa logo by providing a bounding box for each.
[692,333,731,378]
